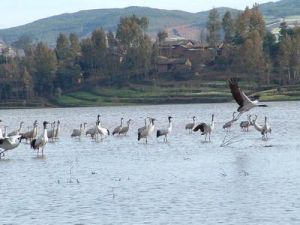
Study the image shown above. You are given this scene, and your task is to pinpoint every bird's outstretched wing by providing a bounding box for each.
[193,123,206,132]
[228,78,244,107]
[228,78,256,107]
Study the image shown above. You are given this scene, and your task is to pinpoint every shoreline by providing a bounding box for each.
[0,96,299,110]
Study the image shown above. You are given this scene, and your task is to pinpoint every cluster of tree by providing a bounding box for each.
[0,15,158,100]
[2,6,300,102]
[207,4,300,85]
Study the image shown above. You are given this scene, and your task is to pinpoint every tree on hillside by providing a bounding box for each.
[107,31,117,47]
[56,33,71,62]
[55,33,82,90]
[32,42,57,96]
[116,15,148,49]
[249,4,266,38]
[20,67,34,99]
[69,33,81,56]
[157,30,168,43]
[206,8,222,46]
[91,28,108,75]
[234,5,266,45]
[222,11,234,43]
[263,31,277,58]
[116,15,153,81]
[79,28,108,83]
[234,7,251,44]
[279,22,294,42]
[278,29,300,85]
[80,38,93,76]
[235,30,266,84]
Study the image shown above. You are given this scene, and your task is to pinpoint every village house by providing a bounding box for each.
[0,40,17,57]
[0,40,23,58]
[156,56,192,73]
[158,39,221,72]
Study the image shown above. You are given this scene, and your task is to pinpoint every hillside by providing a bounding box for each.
[0,6,237,46]
[260,0,300,17]
[1,0,300,46]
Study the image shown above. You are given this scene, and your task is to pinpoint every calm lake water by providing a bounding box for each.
[0,102,300,225]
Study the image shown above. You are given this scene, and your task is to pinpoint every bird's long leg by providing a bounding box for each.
[236,112,243,120]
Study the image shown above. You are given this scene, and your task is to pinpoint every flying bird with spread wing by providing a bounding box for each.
[228,78,267,120]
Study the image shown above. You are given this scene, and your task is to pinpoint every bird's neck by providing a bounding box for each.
[168,121,173,130]
[43,127,47,137]
[150,121,154,128]
[211,119,215,128]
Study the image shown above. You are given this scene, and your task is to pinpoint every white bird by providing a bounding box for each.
[8,121,24,137]
[193,114,215,142]
[261,116,272,140]
[223,112,237,131]
[252,115,263,132]
[96,120,110,140]
[0,135,22,159]
[31,121,49,155]
[20,120,38,142]
[138,118,155,144]
[228,78,267,120]
[185,116,196,133]
[240,115,252,132]
[157,116,173,142]
[112,118,124,136]
[119,119,132,136]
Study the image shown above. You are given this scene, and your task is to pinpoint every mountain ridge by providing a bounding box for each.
[0,6,238,45]
[1,1,300,45]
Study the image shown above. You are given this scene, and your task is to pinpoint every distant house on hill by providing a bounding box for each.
[159,39,222,72]
[156,56,192,73]
[0,40,23,58]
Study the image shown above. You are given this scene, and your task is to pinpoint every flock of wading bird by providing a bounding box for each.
[0,78,272,159]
